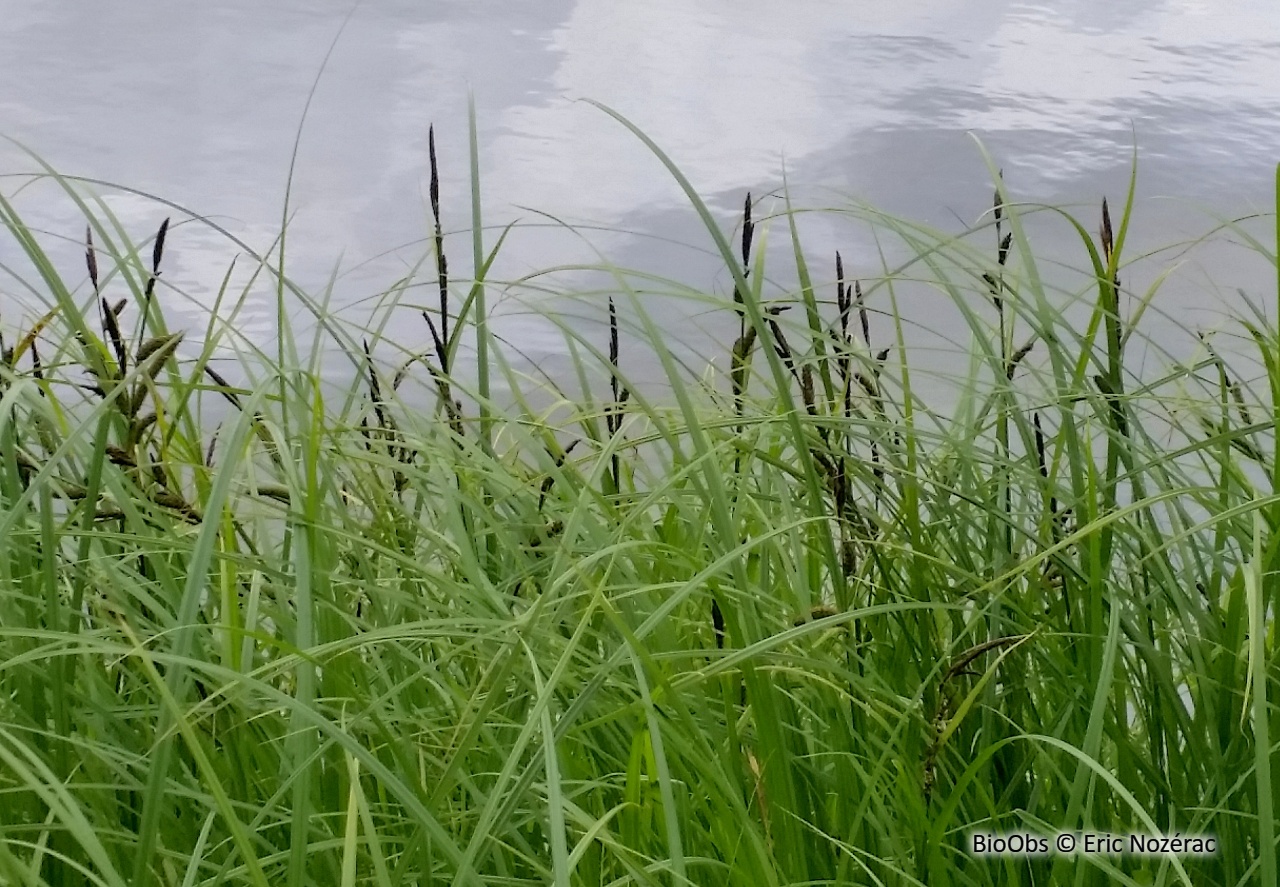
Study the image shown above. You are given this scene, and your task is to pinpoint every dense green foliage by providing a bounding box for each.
[0,106,1278,885]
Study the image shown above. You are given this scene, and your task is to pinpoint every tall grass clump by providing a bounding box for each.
[0,104,1277,886]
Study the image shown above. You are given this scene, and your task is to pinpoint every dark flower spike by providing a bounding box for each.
[102,297,127,373]
[734,192,753,311]
[1100,197,1114,265]
[1229,380,1253,426]
[993,169,1004,225]
[85,226,100,295]
[607,297,629,432]
[429,124,449,352]
[428,125,441,227]
[151,217,169,276]
[1033,413,1047,473]
[29,338,43,385]
[138,218,170,346]
[855,281,870,349]
[836,251,849,339]
[609,297,620,371]
[1005,338,1034,380]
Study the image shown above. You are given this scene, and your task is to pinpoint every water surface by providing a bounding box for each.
[1,1,1277,390]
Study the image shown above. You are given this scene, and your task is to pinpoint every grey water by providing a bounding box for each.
[2,0,1278,400]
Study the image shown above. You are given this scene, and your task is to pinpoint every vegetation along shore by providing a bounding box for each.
[0,104,1277,886]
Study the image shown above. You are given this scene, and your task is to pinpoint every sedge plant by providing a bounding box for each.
[0,106,1275,887]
